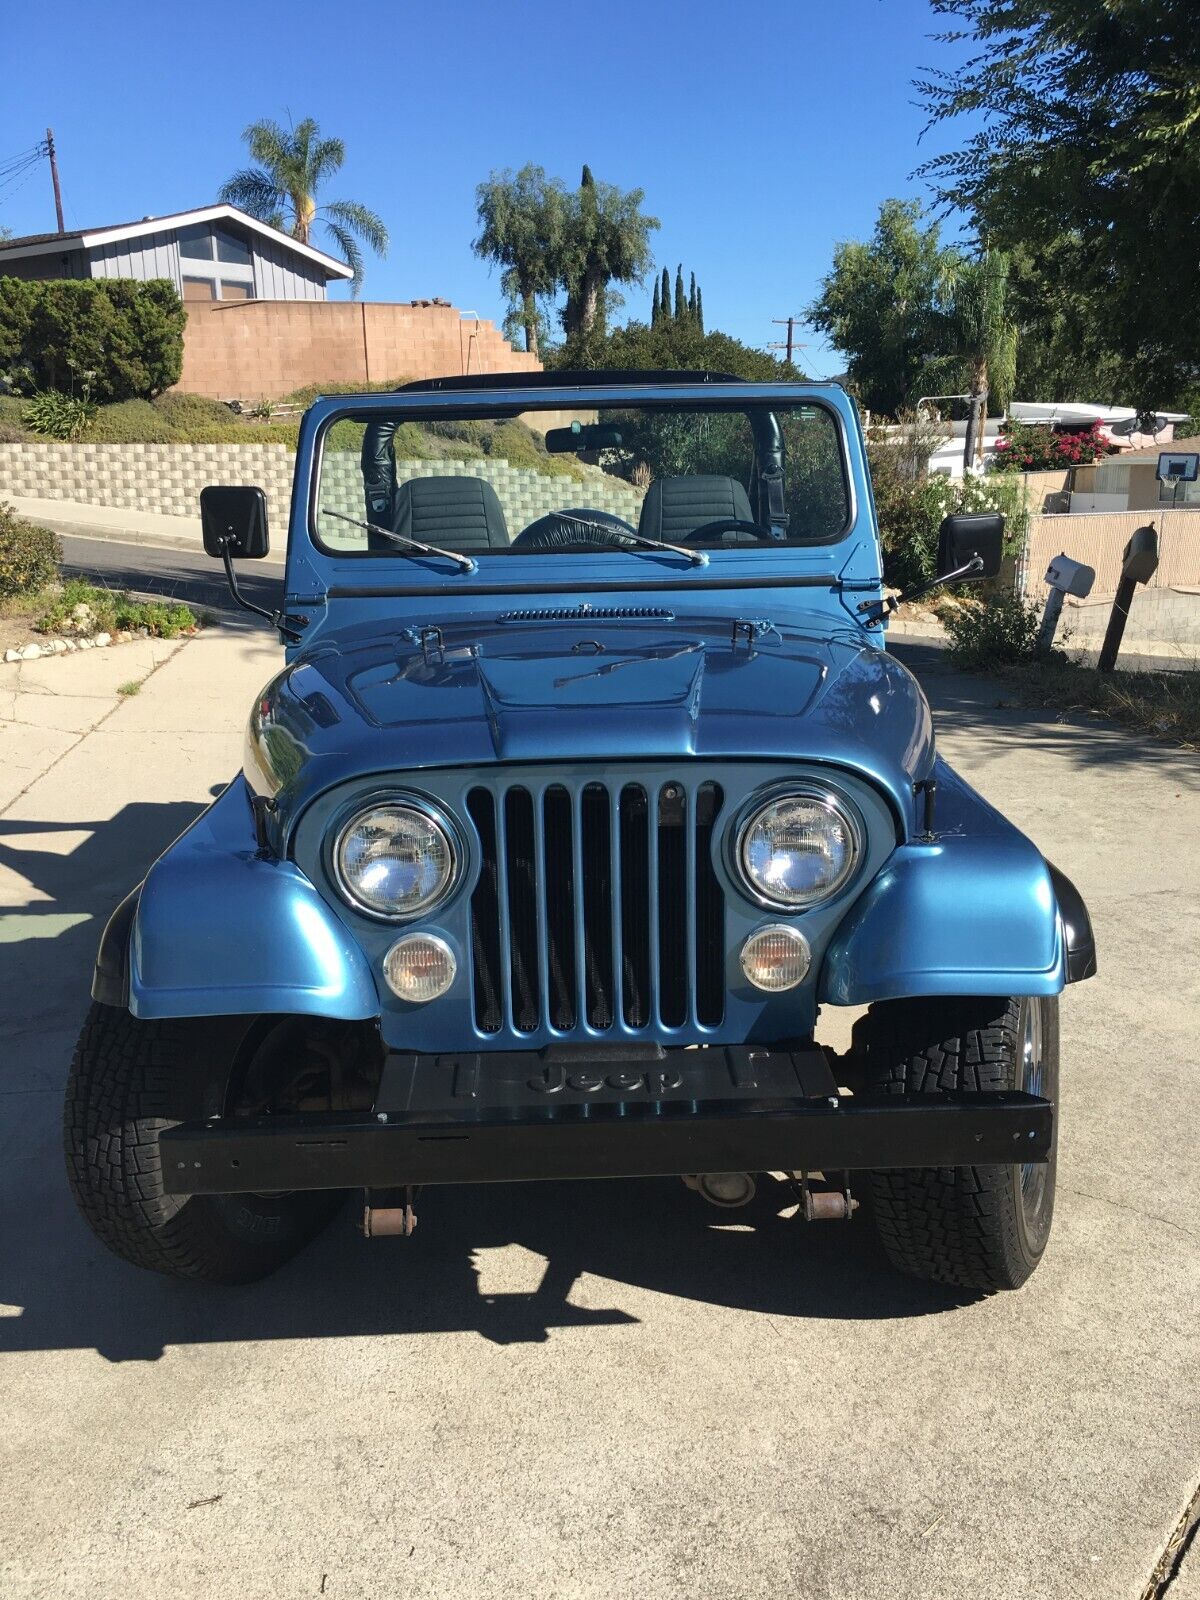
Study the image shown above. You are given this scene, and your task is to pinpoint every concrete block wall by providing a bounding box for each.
[0,443,645,537]
[178,300,541,401]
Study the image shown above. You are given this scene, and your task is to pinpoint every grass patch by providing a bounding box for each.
[35,579,199,640]
[994,658,1200,748]
[117,680,141,696]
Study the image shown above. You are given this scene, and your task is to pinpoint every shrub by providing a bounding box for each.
[0,277,185,401]
[0,502,60,597]
[942,589,1041,670]
[87,399,175,442]
[152,392,236,430]
[34,578,196,638]
[24,389,98,441]
[991,419,1113,472]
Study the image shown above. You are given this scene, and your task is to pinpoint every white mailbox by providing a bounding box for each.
[1044,553,1096,599]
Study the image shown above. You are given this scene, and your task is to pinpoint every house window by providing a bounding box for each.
[218,281,254,301]
[178,224,213,261]
[182,276,216,302]
[215,228,251,266]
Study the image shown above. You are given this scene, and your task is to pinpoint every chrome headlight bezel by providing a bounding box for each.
[331,794,462,922]
[732,784,863,911]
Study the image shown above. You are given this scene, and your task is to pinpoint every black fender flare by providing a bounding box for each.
[91,884,142,1008]
[1047,861,1097,983]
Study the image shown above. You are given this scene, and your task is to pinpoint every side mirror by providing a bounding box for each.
[200,485,270,560]
[936,512,1004,582]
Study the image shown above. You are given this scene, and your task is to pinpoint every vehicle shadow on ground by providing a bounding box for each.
[0,801,211,1037]
[0,1173,977,1363]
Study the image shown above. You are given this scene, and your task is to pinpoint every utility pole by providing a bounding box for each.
[46,127,65,234]
[769,317,806,367]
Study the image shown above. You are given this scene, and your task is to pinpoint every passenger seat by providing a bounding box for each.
[637,475,754,541]
[373,476,510,553]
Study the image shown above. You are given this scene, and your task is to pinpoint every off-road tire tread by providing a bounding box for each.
[859,996,1050,1293]
[64,1003,333,1284]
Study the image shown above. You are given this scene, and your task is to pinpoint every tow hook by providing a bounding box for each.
[360,1185,419,1237]
[794,1171,859,1221]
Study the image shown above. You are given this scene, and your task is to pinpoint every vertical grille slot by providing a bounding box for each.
[580,783,614,1028]
[466,788,502,1033]
[694,782,725,1026]
[657,784,689,1027]
[542,786,577,1030]
[504,788,540,1032]
[467,772,728,1040]
[619,784,651,1028]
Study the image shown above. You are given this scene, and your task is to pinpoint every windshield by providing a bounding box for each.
[313,400,850,562]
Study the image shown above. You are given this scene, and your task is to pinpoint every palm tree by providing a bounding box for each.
[218,117,388,294]
[936,249,1018,470]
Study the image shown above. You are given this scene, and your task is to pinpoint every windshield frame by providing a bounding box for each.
[303,383,858,565]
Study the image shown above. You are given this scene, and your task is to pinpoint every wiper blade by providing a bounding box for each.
[321,508,476,573]
[555,512,707,567]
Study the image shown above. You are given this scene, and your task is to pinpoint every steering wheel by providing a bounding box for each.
[512,508,640,551]
[683,519,783,546]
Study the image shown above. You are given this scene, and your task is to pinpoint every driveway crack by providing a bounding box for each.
[1141,1478,1200,1599]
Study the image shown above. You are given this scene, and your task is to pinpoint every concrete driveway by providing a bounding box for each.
[1,628,1197,1600]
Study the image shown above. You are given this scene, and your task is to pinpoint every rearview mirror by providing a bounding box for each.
[545,422,624,454]
[200,485,270,560]
[936,512,1004,582]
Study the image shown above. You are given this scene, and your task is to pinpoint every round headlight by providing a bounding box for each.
[334,802,457,920]
[737,791,859,909]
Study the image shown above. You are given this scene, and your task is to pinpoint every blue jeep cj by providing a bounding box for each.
[66,373,1096,1291]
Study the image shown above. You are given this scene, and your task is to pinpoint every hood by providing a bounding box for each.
[245,608,934,835]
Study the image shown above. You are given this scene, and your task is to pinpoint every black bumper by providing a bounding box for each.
[160,1043,1053,1196]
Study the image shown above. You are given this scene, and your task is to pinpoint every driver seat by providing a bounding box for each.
[379,475,510,553]
[637,475,754,541]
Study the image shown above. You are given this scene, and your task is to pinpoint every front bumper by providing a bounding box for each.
[160,1044,1053,1196]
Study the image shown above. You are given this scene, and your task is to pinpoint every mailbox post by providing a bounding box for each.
[1097,524,1160,673]
[1036,553,1095,657]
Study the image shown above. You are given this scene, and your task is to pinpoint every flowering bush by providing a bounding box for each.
[991,420,1114,472]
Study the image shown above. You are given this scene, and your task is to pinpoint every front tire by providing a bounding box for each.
[64,1004,346,1284]
[854,995,1059,1291]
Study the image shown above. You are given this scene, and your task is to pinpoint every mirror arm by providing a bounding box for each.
[219,538,306,644]
[857,553,985,625]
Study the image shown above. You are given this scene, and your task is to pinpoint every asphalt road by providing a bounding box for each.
[59,532,281,626]
[3,557,1198,1600]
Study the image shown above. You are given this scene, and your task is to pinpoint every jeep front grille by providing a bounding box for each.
[466,777,726,1038]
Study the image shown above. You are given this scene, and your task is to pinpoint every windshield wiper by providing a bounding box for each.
[321,508,476,573]
[554,511,708,567]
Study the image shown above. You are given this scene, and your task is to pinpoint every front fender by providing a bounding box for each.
[124,777,379,1022]
[819,761,1069,1004]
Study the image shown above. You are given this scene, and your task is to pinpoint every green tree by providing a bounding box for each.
[674,264,686,322]
[651,274,661,326]
[219,117,387,294]
[695,285,704,335]
[473,164,566,357]
[560,166,659,340]
[929,249,1018,468]
[549,313,803,382]
[807,199,961,414]
[660,267,672,324]
[917,0,1200,406]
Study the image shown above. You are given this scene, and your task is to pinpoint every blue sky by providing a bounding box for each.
[2,0,972,375]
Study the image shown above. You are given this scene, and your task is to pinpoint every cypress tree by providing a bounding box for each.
[661,266,672,323]
[651,276,661,325]
[674,264,686,321]
[689,272,697,320]
[695,284,704,335]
